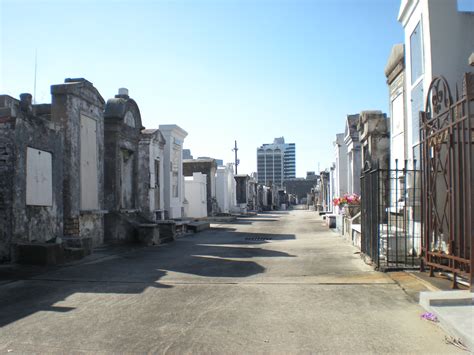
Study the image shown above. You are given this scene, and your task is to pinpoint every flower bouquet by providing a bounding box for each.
[333,193,361,217]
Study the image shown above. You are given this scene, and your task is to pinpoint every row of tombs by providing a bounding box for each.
[0,78,263,264]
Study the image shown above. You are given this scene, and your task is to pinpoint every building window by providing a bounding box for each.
[410,21,424,84]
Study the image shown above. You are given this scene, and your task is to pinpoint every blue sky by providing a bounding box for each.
[1,0,404,176]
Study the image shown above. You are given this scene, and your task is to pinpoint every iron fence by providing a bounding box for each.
[418,74,473,289]
[360,160,421,270]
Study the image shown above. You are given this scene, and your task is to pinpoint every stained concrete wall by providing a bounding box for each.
[0,94,63,261]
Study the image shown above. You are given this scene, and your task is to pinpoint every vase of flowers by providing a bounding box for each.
[344,204,361,217]
[333,193,361,217]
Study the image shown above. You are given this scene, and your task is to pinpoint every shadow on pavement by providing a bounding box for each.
[0,227,295,327]
[202,230,295,244]
[226,218,279,225]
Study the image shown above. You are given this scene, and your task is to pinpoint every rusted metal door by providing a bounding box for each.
[419,74,474,290]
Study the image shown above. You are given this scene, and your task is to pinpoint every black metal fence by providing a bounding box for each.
[360,160,421,270]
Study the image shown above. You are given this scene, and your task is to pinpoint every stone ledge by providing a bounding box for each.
[187,221,210,233]
[157,221,176,243]
[325,214,337,228]
[137,225,160,246]
[420,290,474,308]
[419,290,474,352]
[62,236,93,255]
[352,224,361,234]
[16,243,64,265]
[64,247,87,261]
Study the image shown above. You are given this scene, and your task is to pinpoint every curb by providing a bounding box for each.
[404,271,441,292]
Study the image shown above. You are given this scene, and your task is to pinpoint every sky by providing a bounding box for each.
[1,0,405,177]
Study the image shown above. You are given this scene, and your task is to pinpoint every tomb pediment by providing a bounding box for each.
[104,90,143,130]
[52,78,105,106]
[141,129,167,147]
[344,114,360,144]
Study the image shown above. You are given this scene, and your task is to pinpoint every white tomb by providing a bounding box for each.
[159,124,188,219]
[216,164,237,214]
[184,172,207,218]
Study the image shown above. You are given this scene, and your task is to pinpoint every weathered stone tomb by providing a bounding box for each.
[103,88,146,243]
[0,93,63,262]
[138,128,166,221]
[50,78,106,253]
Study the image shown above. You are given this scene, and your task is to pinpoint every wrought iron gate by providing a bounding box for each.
[361,163,421,270]
[418,74,474,289]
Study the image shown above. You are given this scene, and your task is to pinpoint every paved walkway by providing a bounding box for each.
[0,211,463,353]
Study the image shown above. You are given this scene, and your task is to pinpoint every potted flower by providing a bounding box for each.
[333,196,347,215]
[333,193,361,217]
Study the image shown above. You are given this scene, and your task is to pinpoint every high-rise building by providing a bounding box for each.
[183,149,193,160]
[257,137,296,187]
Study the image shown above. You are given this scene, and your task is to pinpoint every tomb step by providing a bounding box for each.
[186,221,210,233]
[157,221,177,243]
[137,224,160,246]
[62,236,93,256]
[159,235,175,244]
[64,247,87,261]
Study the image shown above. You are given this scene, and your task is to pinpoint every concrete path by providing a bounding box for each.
[0,211,463,353]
